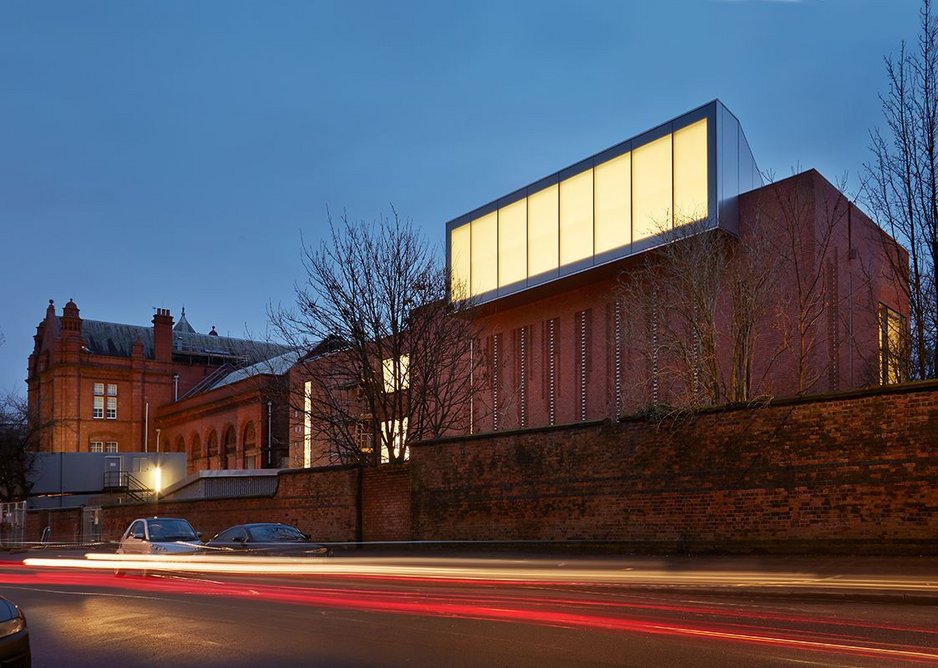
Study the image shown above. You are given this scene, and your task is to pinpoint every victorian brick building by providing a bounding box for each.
[27,300,291,472]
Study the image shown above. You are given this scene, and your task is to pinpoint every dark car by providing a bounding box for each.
[204,523,328,556]
[0,595,30,668]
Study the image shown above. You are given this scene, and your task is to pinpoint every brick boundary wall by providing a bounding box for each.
[362,466,411,542]
[410,381,938,555]
[22,381,938,555]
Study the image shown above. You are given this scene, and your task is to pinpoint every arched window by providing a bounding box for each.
[206,430,219,468]
[242,422,257,469]
[175,436,185,454]
[190,433,202,474]
[222,425,237,469]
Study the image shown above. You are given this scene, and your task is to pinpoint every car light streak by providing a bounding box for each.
[3,568,937,664]
[18,554,938,596]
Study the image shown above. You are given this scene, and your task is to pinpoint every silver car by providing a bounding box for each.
[117,517,202,555]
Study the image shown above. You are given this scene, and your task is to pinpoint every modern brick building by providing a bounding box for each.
[289,101,908,466]
[445,101,908,433]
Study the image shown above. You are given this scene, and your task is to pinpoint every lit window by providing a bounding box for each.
[594,152,631,254]
[879,304,906,384]
[450,224,471,300]
[673,118,708,225]
[381,417,409,463]
[470,212,498,296]
[498,199,527,288]
[632,133,673,240]
[559,170,594,265]
[383,355,410,393]
[527,184,559,277]
[303,380,312,468]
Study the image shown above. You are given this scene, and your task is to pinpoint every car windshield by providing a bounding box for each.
[247,525,306,542]
[148,519,198,541]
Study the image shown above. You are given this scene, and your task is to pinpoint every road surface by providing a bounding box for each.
[1,552,936,667]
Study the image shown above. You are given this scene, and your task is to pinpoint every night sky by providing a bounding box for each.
[0,0,920,393]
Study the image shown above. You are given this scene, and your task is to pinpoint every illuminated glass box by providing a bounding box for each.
[446,100,762,303]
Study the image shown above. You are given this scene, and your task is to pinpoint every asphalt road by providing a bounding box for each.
[2,554,937,667]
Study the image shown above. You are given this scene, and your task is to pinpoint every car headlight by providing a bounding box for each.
[0,616,25,638]
[150,544,167,553]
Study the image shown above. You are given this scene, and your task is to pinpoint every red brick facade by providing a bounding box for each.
[469,171,908,434]
[26,381,938,555]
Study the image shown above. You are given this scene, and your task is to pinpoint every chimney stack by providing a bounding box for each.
[152,308,174,362]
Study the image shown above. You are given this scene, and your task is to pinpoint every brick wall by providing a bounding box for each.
[24,382,938,555]
[362,466,411,542]
[25,508,83,544]
[411,381,938,554]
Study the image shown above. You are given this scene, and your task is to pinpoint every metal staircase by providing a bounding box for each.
[102,471,152,504]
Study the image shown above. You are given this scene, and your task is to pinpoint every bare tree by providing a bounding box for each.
[271,210,485,467]
[619,217,779,409]
[864,0,938,380]
[0,393,37,502]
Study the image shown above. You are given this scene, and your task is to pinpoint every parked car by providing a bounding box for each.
[117,517,202,555]
[0,595,30,668]
[204,523,329,556]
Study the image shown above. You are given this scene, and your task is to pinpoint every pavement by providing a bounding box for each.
[3,544,937,604]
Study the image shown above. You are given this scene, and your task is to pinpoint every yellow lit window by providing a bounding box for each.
[382,355,410,393]
[381,417,409,463]
[450,224,471,300]
[498,199,527,288]
[527,184,559,277]
[470,212,498,296]
[559,170,594,265]
[594,152,631,254]
[632,133,672,240]
[303,380,312,468]
[673,118,708,225]
[879,304,905,384]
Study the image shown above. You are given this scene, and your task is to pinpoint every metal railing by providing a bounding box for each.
[102,471,152,503]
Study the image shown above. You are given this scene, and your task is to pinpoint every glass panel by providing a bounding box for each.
[470,211,498,296]
[559,170,594,266]
[673,118,708,225]
[303,380,312,468]
[107,384,117,396]
[594,152,631,254]
[498,199,527,287]
[527,184,559,277]
[632,133,672,240]
[93,383,104,396]
[382,355,410,392]
[449,224,471,301]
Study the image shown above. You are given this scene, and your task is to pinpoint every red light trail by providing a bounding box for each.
[2,560,937,664]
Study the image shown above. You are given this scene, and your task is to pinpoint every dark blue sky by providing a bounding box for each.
[0,0,920,392]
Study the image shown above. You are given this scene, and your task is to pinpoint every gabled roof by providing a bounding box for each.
[71,318,289,364]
